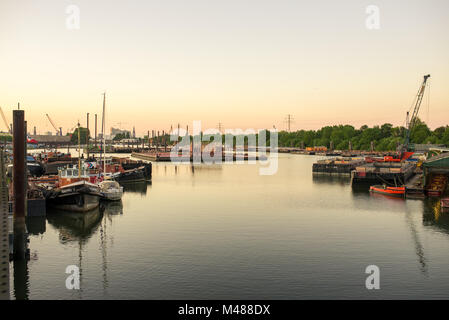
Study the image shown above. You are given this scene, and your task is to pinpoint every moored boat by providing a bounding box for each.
[99,180,123,201]
[45,180,102,212]
[7,155,45,177]
[369,185,405,197]
[114,166,146,183]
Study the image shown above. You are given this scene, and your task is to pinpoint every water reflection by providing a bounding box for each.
[13,259,29,300]
[101,201,123,216]
[47,208,104,244]
[44,202,123,298]
[121,181,150,195]
[312,175,350,186]
[423,198,449,235]
[152,163,223,177]
[26,217,46,235]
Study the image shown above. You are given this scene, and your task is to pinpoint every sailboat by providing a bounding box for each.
[46,122,102,212]
[98,93,124,200]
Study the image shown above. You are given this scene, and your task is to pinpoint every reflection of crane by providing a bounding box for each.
[405,209,427,274]
[399,75,431,159]
[45,113,61,135]
[0,107,11,133]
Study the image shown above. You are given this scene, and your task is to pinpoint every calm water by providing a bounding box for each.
[10,154,449,299]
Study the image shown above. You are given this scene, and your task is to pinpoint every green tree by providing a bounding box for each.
[71,127,89,144]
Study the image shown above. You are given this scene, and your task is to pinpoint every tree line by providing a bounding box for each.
[278,119,449,151]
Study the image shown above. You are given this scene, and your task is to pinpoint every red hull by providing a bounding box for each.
[370,185,405,197]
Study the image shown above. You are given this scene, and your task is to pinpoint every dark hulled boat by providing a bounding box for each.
[45,180,102,212]
[114,166,146,183]
[7,155,45,177]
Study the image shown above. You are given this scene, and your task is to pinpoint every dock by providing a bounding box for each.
[405,172,425,198]
[313,157,365,176]
[0,148,10,300]
[131,151,268,162]
[351,161,416,187]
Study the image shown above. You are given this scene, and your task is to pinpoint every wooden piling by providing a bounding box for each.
[12,110,27,260]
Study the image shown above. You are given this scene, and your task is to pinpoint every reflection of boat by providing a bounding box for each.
[46,180,101,212]
[369,185,405,198]
[46,207,103,242]
[99,180,123,201]
[101,200,123,215]
[121,180,149,195]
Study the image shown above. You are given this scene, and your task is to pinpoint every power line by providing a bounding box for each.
[284,114,294,132]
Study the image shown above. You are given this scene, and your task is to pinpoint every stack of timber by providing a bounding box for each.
[312,157,365,176]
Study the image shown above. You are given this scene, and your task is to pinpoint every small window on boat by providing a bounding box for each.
[73,169,78,176]
[67,169,72,176]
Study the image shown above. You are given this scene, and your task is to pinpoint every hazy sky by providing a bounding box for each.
[0,0,448,135]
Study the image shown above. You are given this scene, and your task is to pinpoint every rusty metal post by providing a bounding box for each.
[13,110,26,260]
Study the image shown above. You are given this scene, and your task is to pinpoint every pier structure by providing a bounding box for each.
[0,147,10,299]
[313,157,365,176]
[351,161,416,188]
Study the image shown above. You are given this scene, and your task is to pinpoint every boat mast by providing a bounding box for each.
[77,121,81,178]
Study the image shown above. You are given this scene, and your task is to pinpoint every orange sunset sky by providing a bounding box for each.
[0,0,448,136]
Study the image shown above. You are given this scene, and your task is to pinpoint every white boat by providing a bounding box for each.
[99,180,123,201]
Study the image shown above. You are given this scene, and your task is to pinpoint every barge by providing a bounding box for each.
[351,161,416,188]
[313,157,365,176]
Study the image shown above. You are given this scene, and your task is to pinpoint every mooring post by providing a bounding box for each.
[13,110,27,260]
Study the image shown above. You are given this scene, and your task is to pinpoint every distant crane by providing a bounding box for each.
[0,107,12,134]
[45,113,61,135]
[399,74,431,159]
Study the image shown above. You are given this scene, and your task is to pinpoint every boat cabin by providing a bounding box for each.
[58,164,99,187]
